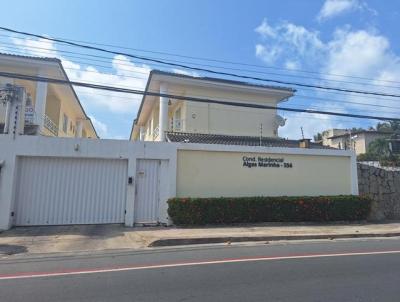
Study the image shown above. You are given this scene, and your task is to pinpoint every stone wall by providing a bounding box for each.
[357,163,400,220]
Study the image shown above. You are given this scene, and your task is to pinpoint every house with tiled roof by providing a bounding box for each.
[130,70,323,149]
[321,128,393,155]
[0,53,97,138]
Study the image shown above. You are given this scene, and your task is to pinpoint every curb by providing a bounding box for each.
[149,232,400,247]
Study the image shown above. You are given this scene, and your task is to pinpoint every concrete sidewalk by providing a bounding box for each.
[1,222,400,256]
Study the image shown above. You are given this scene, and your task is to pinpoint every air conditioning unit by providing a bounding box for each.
[274,115,286,127]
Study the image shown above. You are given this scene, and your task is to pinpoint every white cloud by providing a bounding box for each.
[9,37,151,113]
[59,55,150,113]
[255,44,281,64]
[255,17,399,138]
[284,60,301,70]
[279,112,337,139]
[172,68,200,77]
[324,28,391,78]
[317,0,362,21]
[11,37,58,57]
[254,20,324,66]
[317,0,377,21]
[88,115,108,137]
[322,28,400,117]
[8,37,152,137]
[280,22,324,55]
[255,19,277,38]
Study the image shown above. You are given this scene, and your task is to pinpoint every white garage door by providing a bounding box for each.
[14,157,128,226]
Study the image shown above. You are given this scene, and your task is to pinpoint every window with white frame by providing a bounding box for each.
[173,107,182,131]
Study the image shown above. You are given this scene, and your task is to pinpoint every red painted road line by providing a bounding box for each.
[1,250,400,280]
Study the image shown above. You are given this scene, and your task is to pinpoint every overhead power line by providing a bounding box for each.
[2,31,399,85]
[3,44,400,110]
[2,38,400,91]
[1,26,400,98]
[1,71,399,122]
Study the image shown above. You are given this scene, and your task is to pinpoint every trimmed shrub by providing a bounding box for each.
[167,195,371,225]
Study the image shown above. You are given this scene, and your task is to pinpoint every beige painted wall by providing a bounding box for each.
[184,101,277,137]
[177,150,352,197]
[45,95,61,129]
[328,133,392,155]
[182,86,280,137]
[0,65,96,138]
[136,83,285,141]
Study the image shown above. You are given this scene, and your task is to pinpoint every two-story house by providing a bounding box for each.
[321,128,392,155]
[130,70,325,148]
[0,53,97,138]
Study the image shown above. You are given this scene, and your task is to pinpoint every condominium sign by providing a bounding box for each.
[242,156,293,168]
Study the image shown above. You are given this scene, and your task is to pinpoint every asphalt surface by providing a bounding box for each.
[1,238,400,301]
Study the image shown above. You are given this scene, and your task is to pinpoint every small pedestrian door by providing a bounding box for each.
[134,159,160,224]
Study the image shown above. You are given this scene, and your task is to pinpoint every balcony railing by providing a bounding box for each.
[153,126,159,140]
[43,114,59,136]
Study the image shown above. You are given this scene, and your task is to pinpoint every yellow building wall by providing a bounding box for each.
[45,95,61,128]
[57,98,95,138]
[177,150,352,198]
[0,66,96,138]
[184,101,276,137]
[181,86,279,137]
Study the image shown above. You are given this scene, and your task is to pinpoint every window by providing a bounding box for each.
[62,114,68,133]
[391,141,400,154]
[173,108,182,131]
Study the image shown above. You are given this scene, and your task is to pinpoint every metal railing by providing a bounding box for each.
[153,126,159,140]
[43,114,59,136]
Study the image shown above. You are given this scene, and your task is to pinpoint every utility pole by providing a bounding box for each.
[300,126,305,139]
[0,84,14,134]
[348,129,352,151]
[0,84,26,137]
[259,123,263,146]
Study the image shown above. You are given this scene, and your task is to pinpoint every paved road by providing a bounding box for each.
[1,238,400,301]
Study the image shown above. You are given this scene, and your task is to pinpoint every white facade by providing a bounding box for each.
[0,134,357,230]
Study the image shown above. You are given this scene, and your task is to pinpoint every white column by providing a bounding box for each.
[159,83,169,141]
[34,79,48,133]
[139,126,145,141]
[75,120,83,138]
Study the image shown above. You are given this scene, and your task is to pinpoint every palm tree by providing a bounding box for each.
[376,121,400,136]
[376,122,391,132]
[388,121,400,138]
[368,138,391,158]
[313,132,322,142]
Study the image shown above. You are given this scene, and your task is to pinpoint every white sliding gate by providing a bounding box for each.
[134,159,161,224]
[14,156,128,226]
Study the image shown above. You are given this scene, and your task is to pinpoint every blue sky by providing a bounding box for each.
[1,0,399,139]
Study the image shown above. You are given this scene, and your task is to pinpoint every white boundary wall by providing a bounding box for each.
[0,135,358,230]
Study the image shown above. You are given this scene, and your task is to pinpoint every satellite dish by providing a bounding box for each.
[275,115,286,127]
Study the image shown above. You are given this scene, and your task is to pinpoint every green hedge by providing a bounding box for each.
[167,195,371,225]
